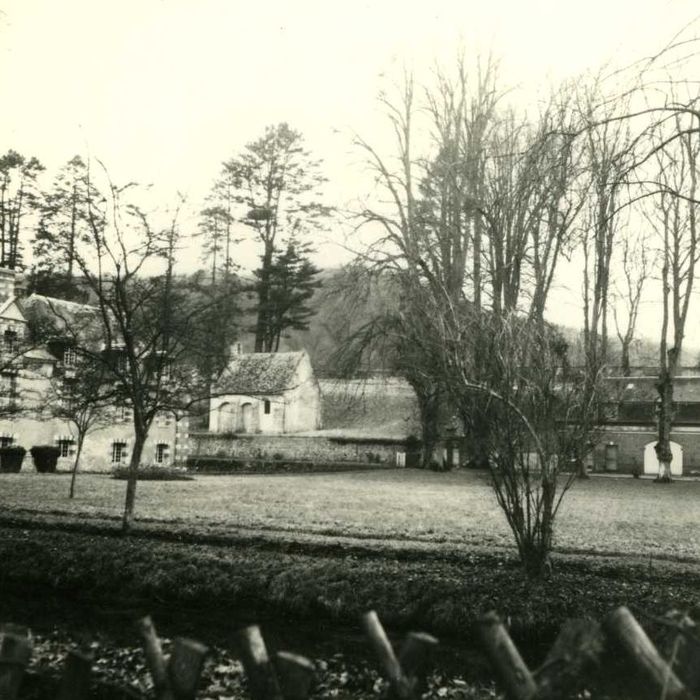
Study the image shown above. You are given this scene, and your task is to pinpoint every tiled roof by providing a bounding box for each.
[21,294,100,332]
[607,376,700,403]
[214,352,306,395]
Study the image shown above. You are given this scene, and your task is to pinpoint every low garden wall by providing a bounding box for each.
[188,431,416,471]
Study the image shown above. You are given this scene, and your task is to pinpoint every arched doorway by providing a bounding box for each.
[644,441,683,476]
[240,402,254,433]
[217,403,236,432]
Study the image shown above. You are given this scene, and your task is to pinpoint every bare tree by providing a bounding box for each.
[646,114,700,481]
[577,85,638,381]
[46,346,113,498]
[353,60,604,570]
[352,61,503,465]
[441,310,602,578]
[41,164,234,529]
[612,230,652,376]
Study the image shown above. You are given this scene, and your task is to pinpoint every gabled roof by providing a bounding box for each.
[214,351,307,395]
[0,296,26,323]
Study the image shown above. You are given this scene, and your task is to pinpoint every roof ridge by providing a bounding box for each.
[25,293,98,311]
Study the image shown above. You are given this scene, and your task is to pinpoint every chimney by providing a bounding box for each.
[0,268,18,303]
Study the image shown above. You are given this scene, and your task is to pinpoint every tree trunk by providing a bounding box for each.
[655,369,674,483]
[415,386,440,469]
[68,436,84,499]
[620,341,631,377]
[255,246,274,352]
[577,457,590,480]
[122,430,147,532]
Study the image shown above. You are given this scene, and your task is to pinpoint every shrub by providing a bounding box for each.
[186,456,395,474]
[30,445,61,474]
[0,446,26,473]
[112,465,193,481]
[429,459,446,472]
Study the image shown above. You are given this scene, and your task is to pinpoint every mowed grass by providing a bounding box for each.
[1,469,699,562]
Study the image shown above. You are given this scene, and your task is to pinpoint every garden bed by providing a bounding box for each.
[1,525,699,646]
[1,525,697,699]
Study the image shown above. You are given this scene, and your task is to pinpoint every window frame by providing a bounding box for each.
[111,440,127,464]
[57,438,74,458]
[3,329,18,355]
[63,347,78,367]
[155,442,169,464]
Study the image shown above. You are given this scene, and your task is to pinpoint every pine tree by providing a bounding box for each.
[211,124,332,351]
[33,155,105,299]
[0,150,44,269]
[255,242,322,352]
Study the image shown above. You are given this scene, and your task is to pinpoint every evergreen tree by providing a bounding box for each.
[0,150,44,269]
[254,242,322,352]
[211,123,332,351]
[196,205,235,284]
[34,155,105,280]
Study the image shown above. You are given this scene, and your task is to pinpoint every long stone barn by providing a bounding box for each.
[591,371,700,477]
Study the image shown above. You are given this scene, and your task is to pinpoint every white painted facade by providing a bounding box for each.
[209,351,321,434]
[0,269,183,472]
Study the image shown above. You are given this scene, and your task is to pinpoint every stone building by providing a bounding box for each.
[209,350,321,434]
[0,269,183,472]
[193,373,418,468]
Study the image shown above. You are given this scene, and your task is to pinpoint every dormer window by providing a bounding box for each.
[4,329,17,355]
[63,347,77,367]
[147,351,171,381]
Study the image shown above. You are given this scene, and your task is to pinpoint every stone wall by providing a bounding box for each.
[190,431,408,466]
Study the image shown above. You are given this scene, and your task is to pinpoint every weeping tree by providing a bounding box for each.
[351,58,607,575]
[330,269,445,468]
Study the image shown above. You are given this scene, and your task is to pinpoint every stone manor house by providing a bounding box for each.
[0,269,182,471]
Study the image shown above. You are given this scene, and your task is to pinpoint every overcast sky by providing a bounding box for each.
[2,0,700,352]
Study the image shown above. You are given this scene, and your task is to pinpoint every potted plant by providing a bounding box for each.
[30,445,60,473]
[0,445,26,473]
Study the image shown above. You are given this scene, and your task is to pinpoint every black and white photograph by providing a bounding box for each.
[1,1,700,698]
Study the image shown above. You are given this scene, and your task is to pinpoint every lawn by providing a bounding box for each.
[1,469,699,562]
